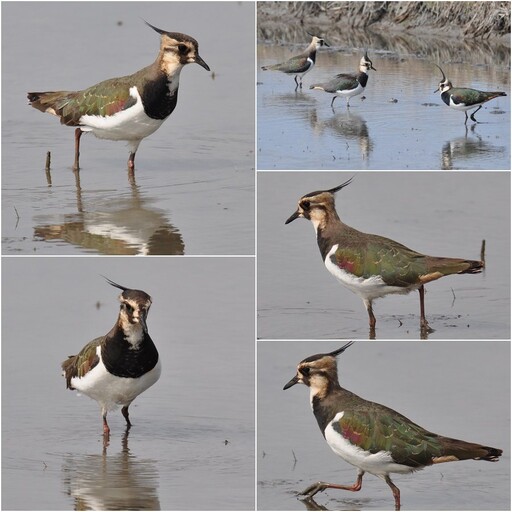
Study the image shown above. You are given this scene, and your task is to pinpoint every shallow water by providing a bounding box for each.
[2,2,255,255]
[258,341,511,511]
[2,257,255,510]
[258,172,511,340]
[257,28,510,170]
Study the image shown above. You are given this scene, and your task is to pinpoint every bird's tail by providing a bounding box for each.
[435,436,502,463]
[27,91,74,121]
[456,258,485,274]
[61,355,78,390]
[423,256,484,281]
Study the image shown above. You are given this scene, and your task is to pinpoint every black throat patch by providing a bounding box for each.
[141,73,179,120]
[101,326,159,378]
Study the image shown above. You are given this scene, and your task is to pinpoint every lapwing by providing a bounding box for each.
[284,342,502,510]
[261,35,328,90]
[285,177,484,335]
[28,21,210,171]
[310,51,376,107]
[62,278,161,435]
[434,64,506,124]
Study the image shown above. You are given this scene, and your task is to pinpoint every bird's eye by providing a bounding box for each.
[123,303,134,313]
[301,200,311,210]
[301,367,310,376]
[178,44,188,54]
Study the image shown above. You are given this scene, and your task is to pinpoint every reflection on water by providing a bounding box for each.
[310,110,373,162]
[300,496,328,511]
[33,171,184,255]
[61,431,160,511]
[440,126,508,169]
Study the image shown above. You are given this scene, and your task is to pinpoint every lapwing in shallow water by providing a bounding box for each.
[434,64,506,124]
[284,342,502,510]
[28,21,210,171]
[261,35,328,90]
[285,177,483,335]
[310,51,376,107]
[62,278,161,435]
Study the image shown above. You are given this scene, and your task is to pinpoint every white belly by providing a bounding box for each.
[71,348,161,410]
[80,86,165,142]
[336,82,365,98]
[448,96,481,112]
[324,244,417,301]
[325,412,414,476]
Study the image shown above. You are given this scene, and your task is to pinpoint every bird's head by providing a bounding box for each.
[146,21,210,75]
[283,341,355,398]
[285,176,354,232]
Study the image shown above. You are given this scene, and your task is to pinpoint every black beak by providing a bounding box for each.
[195,54,210,71]
[283,375,300,390]
[285,210,300,225]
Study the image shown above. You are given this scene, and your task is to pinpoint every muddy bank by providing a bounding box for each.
[258,1,510,41]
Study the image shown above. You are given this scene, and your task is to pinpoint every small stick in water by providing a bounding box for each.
[480,239,486,266]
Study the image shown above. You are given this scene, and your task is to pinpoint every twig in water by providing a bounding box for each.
[13,206,20,229]
[291,449,298,471]
[45,151,52,186]
[480,239,486,267]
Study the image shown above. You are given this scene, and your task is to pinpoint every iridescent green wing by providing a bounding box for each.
[331,235,427,287]
[332,404,443,467]
[56,77,138,125]
[62,336,103,388]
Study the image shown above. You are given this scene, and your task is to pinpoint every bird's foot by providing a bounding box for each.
[420,319,434,336]
[299,482,328,498]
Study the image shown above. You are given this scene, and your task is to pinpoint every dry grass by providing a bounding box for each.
[281,1,510,38]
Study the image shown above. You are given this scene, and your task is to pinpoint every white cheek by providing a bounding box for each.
[310,217,321,234]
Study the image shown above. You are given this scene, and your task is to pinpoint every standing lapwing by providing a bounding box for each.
[284,342,502,510]
[261,35,328,90]
[62,278,161,436]
[310,51,376,107]
[28,22,210,171]
[434,64,506,124]
[285,177,483,335]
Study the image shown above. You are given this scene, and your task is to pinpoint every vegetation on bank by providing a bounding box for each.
[259,2,510,39]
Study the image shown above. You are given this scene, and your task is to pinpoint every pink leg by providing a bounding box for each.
[128,152,136,171]
[418,285,433,333]
[385,475,401,510]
